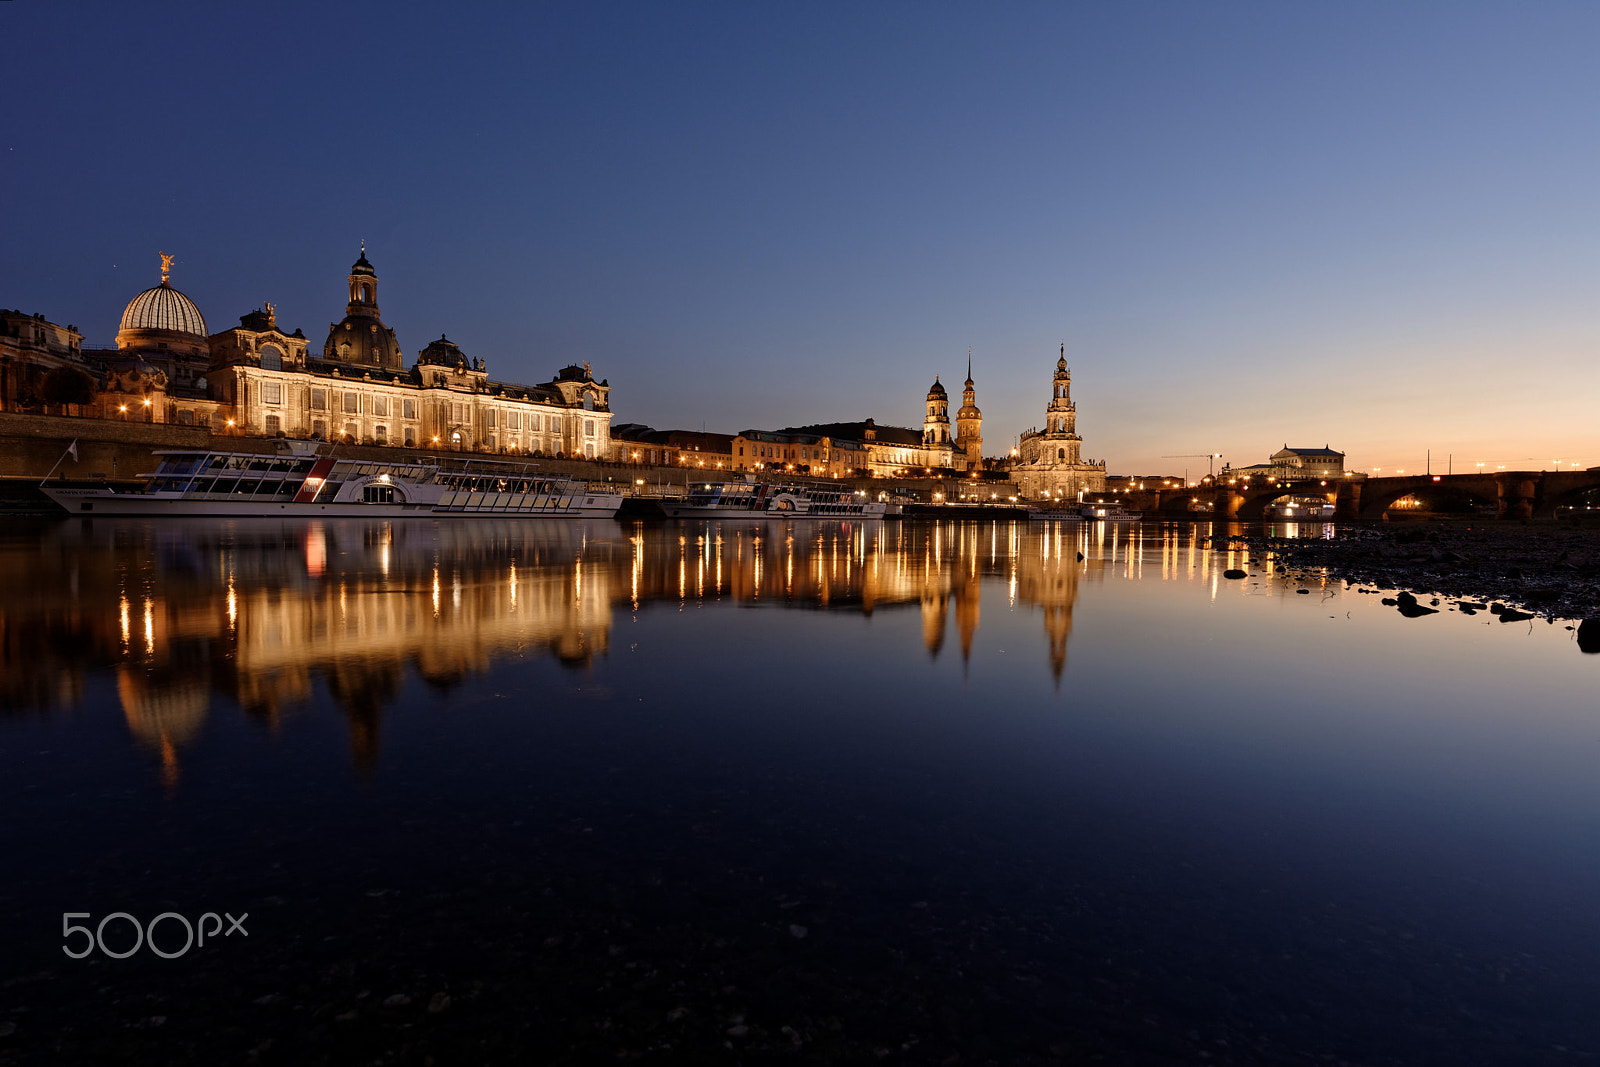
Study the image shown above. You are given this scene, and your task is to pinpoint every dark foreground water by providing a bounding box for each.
[1,517,1597,1065]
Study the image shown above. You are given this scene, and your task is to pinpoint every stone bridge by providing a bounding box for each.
[1125,471,1600,521]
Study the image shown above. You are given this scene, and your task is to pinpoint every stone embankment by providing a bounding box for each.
[1209,525,1600,635]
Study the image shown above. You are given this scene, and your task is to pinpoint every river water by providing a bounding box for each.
[0,517,1596,1065]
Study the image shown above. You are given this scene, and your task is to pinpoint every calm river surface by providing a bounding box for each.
[1,517,1596,1065]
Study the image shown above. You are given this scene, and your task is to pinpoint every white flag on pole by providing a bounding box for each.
[67,439,78,462]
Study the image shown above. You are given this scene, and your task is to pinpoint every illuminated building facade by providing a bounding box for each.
[213,250,614,456]
[4,250,615,457]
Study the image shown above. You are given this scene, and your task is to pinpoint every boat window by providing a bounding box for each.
[211,478,239,494]
[248,459,270,471]
[234,480,260,495]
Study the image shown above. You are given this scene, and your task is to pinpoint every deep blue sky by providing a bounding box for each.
[4,2,1596,474]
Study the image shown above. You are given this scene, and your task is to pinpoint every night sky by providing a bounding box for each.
[4,2,1596,475]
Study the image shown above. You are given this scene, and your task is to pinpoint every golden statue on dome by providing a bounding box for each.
[159,251,174,284]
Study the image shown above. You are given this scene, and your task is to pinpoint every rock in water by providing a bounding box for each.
[1395,591,1438,618]
[1223,569,1247,579]
[1578,619,1600,654]
[1498,609,1535,623]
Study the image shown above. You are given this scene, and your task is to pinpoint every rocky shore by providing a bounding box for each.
[1209,524,1600,640]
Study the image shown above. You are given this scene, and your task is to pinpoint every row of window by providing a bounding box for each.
[257,383,586,434]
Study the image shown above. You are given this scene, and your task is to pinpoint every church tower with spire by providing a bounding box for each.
[954,350,983,471]
[1044,342,1081,462]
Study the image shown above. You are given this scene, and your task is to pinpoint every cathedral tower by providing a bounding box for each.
[954,352,982,471]
[923,377,950,446]
[1044,342,1081,462]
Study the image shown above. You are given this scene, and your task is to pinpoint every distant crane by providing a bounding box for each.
[1162,453,1223,485]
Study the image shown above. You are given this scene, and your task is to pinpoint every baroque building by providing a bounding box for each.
[1011,344,1107,501]
[87,249,616,457]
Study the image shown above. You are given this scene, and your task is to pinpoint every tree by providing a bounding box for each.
[40,366,96,409]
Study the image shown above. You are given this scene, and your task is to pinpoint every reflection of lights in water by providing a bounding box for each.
[120,596,131,647]
[227,578,237,627]
[509,562,517,612]
[574,558,582,603]
[432,567,441,616]
[305,523,326,578]
[143,599,155,654]
[452,573,461,610]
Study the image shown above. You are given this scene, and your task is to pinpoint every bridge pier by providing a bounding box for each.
[1496,472,1540,520]
[1334,482,1360,520]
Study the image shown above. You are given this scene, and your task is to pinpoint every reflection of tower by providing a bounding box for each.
[923,377,950,446]
[1041,603,1072,686]
[118,667,210,790]
[954,354,982,472]
[953,571,980,665]
[324,660,403,774]
[921,589,949,658]
[1013,528,1084,687]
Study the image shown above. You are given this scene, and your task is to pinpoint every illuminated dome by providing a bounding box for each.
[927,377,947,399]
[116,253,210,358]
[120,282,208,336]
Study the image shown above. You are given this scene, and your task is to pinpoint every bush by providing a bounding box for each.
[41,366,96,408]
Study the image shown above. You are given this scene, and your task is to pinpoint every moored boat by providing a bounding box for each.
[1078,502,1142,521]
[659,480,886,518]
[1263,499,1336,521]
[41,447,623,518]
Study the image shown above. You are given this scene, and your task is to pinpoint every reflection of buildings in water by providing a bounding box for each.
[635,520,1082,678]
[2,517,1110,784]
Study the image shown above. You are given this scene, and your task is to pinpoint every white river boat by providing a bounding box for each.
[42,448,624,519]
